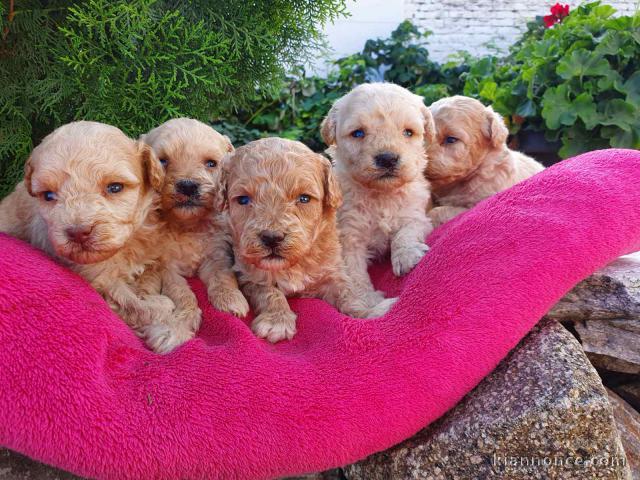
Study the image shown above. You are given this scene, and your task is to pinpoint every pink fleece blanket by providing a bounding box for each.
[1,149,639,479]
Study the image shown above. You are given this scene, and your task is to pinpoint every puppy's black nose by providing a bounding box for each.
[260,230,285,249]
[175,180,200,197]
[66,224,93,244]
[374,152,400,170]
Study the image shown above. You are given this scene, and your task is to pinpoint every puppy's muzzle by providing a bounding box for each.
[174,179,203,207]
[259,230,286,250]
[374,152,400,172]
[175,179,200,198]
[65,224,94,245]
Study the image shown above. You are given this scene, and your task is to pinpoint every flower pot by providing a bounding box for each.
[516,130,561,167]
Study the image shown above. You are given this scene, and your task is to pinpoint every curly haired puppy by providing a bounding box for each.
[224,137,395,343]
[426,96,544,227]
[321,83,435,304]
[0,121,178,344]
[139,118,249,352]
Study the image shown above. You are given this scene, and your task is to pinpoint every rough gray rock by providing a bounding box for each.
[549,253,640,323]
[344,319,631,480]
[616,381,640,412]
[548,253,640,376]
[607,389,640,480]
[0,450,80,480]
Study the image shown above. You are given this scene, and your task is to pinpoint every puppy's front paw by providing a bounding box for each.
[392,242,429,276]
[143,322,194,354]
[364,296,398,318]
[251,311,297,343]
[127,294,175,327]
[209,287,250,318]
[175,305,202,333]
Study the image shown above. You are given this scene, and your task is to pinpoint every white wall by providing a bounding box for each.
[409,0,638,61]
[316,0,638,67]
[314,0,407,73]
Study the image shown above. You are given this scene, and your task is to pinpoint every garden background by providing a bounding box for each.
[0,0,638,198]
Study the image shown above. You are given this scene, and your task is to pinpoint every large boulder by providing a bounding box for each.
[344,319,630,480]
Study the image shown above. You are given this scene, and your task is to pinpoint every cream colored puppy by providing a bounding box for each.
[0,121,177,342]
[224,138,395,343]
[321,83,435,304]
[426,96,544,226]
[139,118,249,352]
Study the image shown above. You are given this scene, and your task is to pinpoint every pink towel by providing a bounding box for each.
[1,149,639,480]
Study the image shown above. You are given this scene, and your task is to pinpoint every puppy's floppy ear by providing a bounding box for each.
[321,105,338,146]
[215,154,233,212]
[24,156,35,197]
[223,135,234,153]
[482,106,509,148]
[320,155,342,211]
[137,141,164,192]
[421,104,436,147]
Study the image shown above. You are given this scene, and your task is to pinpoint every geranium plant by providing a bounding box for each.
[544,3,570,28]
[464,1,640,157]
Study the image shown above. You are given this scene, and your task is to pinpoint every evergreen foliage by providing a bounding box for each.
[0,0,346,197]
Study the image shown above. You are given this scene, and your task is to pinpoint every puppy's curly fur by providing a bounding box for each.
[0,121,179,344]
[321,83,434,304]
[224,137,395,343]
[139,118,248,353]
[426,96,544,226]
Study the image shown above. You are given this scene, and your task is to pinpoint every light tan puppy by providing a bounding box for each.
[224,137,395,343]
[139,118,249,352]
[321,83,435,305]
[0,121,177,340]
[426,96,544,227]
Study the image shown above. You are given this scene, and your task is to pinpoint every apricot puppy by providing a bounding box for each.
[224,137,395,343]
[0,121,176,341]
[139,118,249,352]
[426,96,544,226]
[321,83,434,304]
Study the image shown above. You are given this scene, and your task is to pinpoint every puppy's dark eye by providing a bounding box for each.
[42,191,57,202]
[236,195,251,205]
[159,158,168,168]
[403,129,414,137]
[205,159,217,168]
[107,183,124,194]
[444,136,458,145]
[351,129,365,139]
[298,194,311,204]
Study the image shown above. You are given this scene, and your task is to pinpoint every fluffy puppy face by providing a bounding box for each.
[425,96,509,185]
[25,121,164,264]
[321,83,435,191]
[141,118,233,224]
[224,137,341,272]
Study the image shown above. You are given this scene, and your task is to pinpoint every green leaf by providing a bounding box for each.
[556,49,611,80]
[479,80,498,101]
[600,99,636,131]
[617,71,640,107]
[572,93,599,130]
[542,85,576,130]
[515,99,536,117]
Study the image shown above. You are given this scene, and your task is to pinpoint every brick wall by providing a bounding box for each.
[406,0,638,61]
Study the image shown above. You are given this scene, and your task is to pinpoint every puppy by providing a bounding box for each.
[0,121,177,341]
[224,137,395,343]
[426,96,544,227]
[321,83,435,305]
[139,118,249,352]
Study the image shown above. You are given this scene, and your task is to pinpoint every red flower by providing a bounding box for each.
[543,3,570,28]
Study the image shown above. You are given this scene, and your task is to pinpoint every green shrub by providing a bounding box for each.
[463,2,640,157]
[228,21,468,150]
[0,0,346,198]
